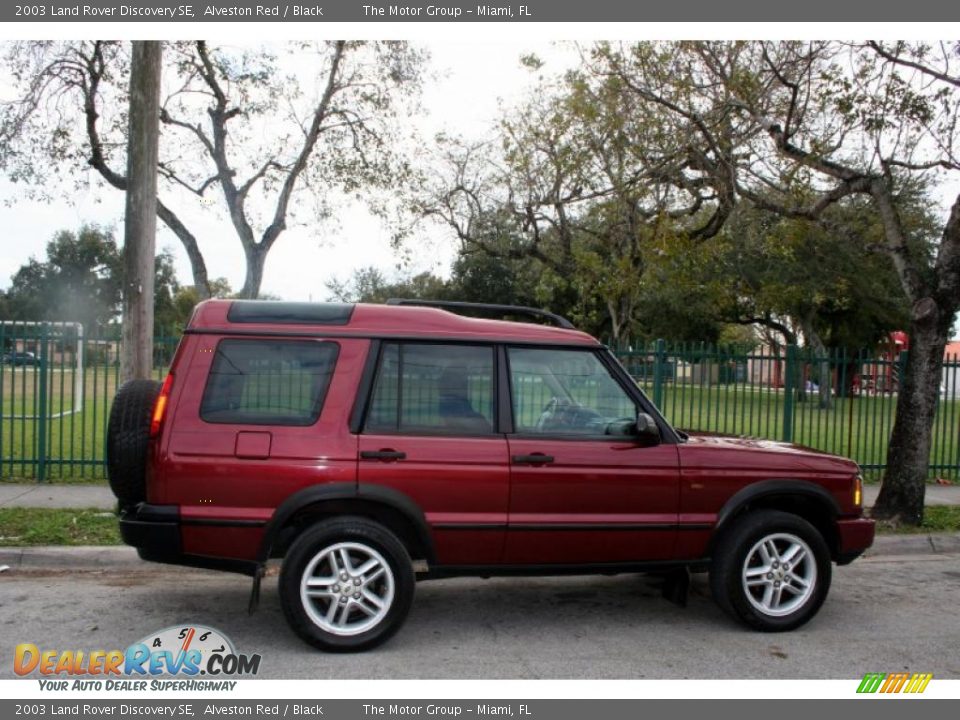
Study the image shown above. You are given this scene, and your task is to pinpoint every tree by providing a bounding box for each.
[153,250,182,333]
[1,41,425,298]
[167,276,232,333]
[589,41,960,523]
[3,227,183,336]
[121,40,162,382]
[325,267,451,304]
[4,226,122,331]
[417,59,736,342]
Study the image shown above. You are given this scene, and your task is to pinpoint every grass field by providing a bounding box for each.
[0,365,147,482]
[643,381,960,481]
[1,363,958,483]
[0,507,121,545]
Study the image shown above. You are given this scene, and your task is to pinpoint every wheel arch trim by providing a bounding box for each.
[711,479,841,548]
[257,483,435,564]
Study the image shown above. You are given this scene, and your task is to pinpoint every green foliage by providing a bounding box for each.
[2,227,190,335]
[325,267,452,304]
[4,226,121,331]
[167,277,233,333]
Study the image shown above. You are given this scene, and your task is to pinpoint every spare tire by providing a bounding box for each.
[107,379,161,511]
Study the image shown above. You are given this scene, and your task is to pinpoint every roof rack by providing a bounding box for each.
[385,299,576,330]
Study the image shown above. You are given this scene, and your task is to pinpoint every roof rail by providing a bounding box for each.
[385,299,576,330]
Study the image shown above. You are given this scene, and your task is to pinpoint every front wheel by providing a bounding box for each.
[710,510,831,632]
[279,517,415,652]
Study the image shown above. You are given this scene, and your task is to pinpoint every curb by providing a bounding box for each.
[2,533,960,571]
[864,532,960,557]
[0,545,143,570]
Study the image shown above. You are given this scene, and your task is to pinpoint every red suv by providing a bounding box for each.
[107,299,874,652]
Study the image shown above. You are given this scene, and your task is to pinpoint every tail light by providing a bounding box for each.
[150,373,174,438]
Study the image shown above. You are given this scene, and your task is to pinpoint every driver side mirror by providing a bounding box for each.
[635,412,661,445]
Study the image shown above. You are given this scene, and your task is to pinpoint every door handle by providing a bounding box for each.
[512,453,554,465]
[360,449,407,461]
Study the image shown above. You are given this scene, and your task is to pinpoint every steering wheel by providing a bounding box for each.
[535,397,603,432]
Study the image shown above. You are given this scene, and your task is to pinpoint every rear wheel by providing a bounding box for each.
[106,379,161,511]
[710,510,831,632]
[279,517,415,652]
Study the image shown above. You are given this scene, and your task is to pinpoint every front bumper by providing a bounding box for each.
[119,502,258,576]
[835,517,876,565]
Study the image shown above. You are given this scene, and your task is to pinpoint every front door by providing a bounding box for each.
[504,347,680,565]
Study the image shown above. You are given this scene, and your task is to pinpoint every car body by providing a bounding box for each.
[109,299,874,651]
[1,351,39,366]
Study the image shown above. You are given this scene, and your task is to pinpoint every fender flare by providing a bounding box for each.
[257,482,435,564]
[713,479,841,539]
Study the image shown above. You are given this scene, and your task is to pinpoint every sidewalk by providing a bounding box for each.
[4,481,960,510]
[0,483,115,509]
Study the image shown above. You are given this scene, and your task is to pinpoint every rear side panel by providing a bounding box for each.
[151,335,368,561]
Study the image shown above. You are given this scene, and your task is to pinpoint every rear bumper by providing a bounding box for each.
[119,503,181,555]
[119,503,258,576]
[835,517,876,565]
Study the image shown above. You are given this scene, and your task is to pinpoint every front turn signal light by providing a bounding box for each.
[853,474,863,508]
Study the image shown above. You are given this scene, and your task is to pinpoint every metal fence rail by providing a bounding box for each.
[618,341,960,481]
[1,325,958,482]
[0,323,179,481]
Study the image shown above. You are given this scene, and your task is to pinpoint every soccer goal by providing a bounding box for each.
[0,321,85,420]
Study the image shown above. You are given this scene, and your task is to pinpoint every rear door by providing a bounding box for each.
[357,342,509,566]
[504,347,680,565]
[164,336,362,560]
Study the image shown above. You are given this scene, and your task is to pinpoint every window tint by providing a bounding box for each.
[508,348,636,436]
[200,339,338,426]
[366,343,494,435]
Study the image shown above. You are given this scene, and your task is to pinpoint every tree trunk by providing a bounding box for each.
[873,303,950,524]
[156,203,211,299]
[802,323,832,410]
[239,245,267,299]
[839,357,859,398]
[121,41,161,383]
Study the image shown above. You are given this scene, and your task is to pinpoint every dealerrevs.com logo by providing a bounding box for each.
[14,625,261,691]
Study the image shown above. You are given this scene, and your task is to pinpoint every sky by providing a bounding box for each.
[1,36,958,333]
[0,41,577,301]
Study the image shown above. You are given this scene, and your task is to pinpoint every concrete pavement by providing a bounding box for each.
[3,551,959,679]
[0,483,115,509]
[4,481,960,509]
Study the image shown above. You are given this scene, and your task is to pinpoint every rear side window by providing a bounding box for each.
[365,343,495,435]
[200,339,339,426]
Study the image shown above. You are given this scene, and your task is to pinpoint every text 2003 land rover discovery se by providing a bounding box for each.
[108,299,874,652]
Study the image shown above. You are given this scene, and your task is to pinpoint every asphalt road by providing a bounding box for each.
[2,552,959,679]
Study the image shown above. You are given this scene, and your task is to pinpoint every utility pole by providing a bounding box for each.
[121,41,162,383]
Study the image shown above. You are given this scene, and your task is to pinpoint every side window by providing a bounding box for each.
[200,339,339,426]
[365,343,495,435]
[508,348,637,436]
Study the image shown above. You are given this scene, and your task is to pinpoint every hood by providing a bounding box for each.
[679,431,859,475]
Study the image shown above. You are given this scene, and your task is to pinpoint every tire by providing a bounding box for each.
[106,379,161,511]
[709,510,831,632]
[279,517,415,652]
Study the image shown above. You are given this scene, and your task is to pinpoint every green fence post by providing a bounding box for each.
[782,343,797,444]
[652,338,666,409]
[36,323,49,483]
